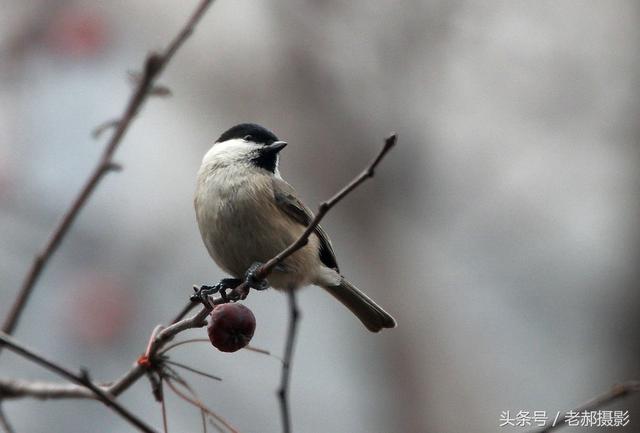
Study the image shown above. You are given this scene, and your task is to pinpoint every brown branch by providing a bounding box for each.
[0,332,157,433]
[171,298,200,324]
[262,134,397,274]
[278,291,300,433]
[0,308,209,402]
[533,380,640,432]
[1,0,215,341]
[164,376,238,433]
[160,378,169,433]
[107,308,210,397]
[212,133,398,303]
[162,360,222,382]
[0,133,398,432]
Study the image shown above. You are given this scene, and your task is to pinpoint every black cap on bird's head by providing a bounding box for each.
[216,123,287,172]
[216,123,280,145]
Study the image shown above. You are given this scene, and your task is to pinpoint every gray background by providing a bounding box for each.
[1,1,639,432]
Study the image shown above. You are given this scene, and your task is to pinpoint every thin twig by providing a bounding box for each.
[171,299,200,324]
[244,345,283,364]
[108,307,210,397]
[160,378,168,433]
[533,380,640,432]
[260,134,397,278]
[278,291,300,433]
[0,378,95,400]
[209,133,398,304]
[0,308,209,402]
[0,404,15,433]
[1,0,215,343]
[165,374,238,433]
[163,360,222,382]
[91,118,121,139]
[0,332,157,433]
[0,133,398,430]
[160,338,274,359]
[159,338,210,355]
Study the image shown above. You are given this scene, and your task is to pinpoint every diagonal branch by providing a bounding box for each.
[533,380,640,432]
[259,133,397,280]
[0,309,211,402]
[0,332,157,433]
[0,404,14,433]
[0,133,398,433]
[1,0,215,341]
[216,133,398,302]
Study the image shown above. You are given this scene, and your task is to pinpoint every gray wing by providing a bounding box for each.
[272,177,340,272]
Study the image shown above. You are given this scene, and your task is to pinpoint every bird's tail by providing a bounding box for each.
[323,278,396,332]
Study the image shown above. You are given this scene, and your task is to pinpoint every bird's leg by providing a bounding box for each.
[245,262,270,291]
[191,278,242,304]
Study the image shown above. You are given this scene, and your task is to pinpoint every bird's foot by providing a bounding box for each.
[245,262,269,291]
[191,278,242,305]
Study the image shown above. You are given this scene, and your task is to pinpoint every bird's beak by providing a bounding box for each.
[263,141,288,153]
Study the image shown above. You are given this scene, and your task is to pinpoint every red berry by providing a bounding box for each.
[207,304,256,353]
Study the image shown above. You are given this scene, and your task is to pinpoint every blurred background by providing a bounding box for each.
[1,0,639,432]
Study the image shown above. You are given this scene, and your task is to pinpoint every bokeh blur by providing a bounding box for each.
[1,1,639,432]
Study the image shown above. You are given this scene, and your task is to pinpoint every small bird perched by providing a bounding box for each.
[194,123,396,332]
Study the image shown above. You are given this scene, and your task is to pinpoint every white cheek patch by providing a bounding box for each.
[202,138,256,166]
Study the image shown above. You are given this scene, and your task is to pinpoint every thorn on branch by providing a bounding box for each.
[149,85,172,97]
[78,368,91,384]
[127,70,171,97]
[92,119,121,139]
[144,53,164,77]
[105,161,123,172]
[0,404,15,433]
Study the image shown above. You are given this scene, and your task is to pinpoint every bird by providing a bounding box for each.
[194,123,396,332]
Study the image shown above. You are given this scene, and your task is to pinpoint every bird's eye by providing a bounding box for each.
[243,135,253,141]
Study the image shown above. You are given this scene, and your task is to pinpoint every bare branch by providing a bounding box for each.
[0,332,157,433]
[0,404,15,433]
[107,308,210,397]
[192,134,398,432]
[159,338,210,355]
[533,380,640,432]
[278,291,300,433]
[0,378,95,400]
[160,378,169,433]
[1,0,215,342]
[0,132,398,433]
[162,360,222,382]
[171,298,200,324]
[164,377,238,433]
[209,133,398,303]
[262,133,397,278]
[0,308,209,403]
[91,119,121,139]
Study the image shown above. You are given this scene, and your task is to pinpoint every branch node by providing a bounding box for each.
[105,161,123,172]
[149,84,172,97]
[92,119,121,139]
[144,53,164,77]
